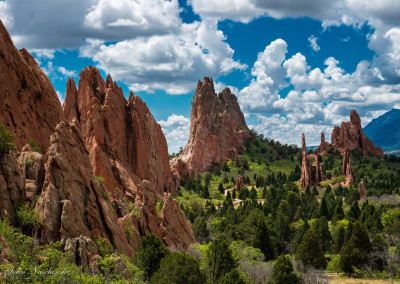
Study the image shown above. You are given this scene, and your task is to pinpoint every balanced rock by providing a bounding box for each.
[0,19,62,151]
[172,77,249,176]
[331,110,383,158]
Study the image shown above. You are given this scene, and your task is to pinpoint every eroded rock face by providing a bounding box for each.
[342,151,353,186]
[133,180,196,250]
[331,110,384,158]
[172,77,249,176]
[64,235,99,272]
[18,145,45,202]
[0,152,25,219]
[317,132,330,156]
[300,134,326,189]
[0,19,62,151]
[34,119,132,256]
[63,67,175,198]
[160,193,196,250]
[359,181,367,202]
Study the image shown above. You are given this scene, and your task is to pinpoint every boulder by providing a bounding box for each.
[172,77,249,176]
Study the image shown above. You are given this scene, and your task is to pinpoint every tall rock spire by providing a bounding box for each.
[172,77,249,176]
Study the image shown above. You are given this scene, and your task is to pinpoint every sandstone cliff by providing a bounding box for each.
[342,150,353,186]
[0,19,62,151]
[331,110,383,158]
[172,77,249,176]
[63,67,175,198]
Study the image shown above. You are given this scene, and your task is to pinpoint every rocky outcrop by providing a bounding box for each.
[18,145,45,202]
[331,110,384,158]
[235,175,244,192]
[317,132,330,156]
[64,235,99,272]
[63,67,175,198]
[0,152,25,219]
[34,119,133,256]
[133,180,196,250]
[342,151,353,186]
[172,77,249,176]
[0,19,62,151]
[0,233,11,264]
[359,181,367,202]
[160,193,196,250]
[300,134,326,189]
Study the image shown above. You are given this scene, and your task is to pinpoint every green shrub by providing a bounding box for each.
[95,176,105,184]
[28,139,42,153]
[15,203,38,234]
[0,123,16,157]
[94,236,114,258]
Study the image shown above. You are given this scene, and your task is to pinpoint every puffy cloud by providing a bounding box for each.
[158,114,190,153]
[239,38,400,146]
[308,35,320,51]
[57,67,77,77]
[80,20,246,94]
[191,0,338,23]
[238,39,287,113]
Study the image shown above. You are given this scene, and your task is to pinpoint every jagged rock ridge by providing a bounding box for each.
[63,68,175,199]
[0,19,63,151]
[172,77,249,176]
[331,110,384,158]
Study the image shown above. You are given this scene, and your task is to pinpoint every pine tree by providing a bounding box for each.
[333,225,345,253]
[272,255,300,284]
[202,184,210,199]
[319,197,329,219]
[296,228,327,269]
[226,191,231,201]
[252,220,274,261]
[218,183,224,194]
[206,238,237,283]
[249,186,257,200]
[232,190,236,199]
[315,216,332,252]
[346,201,360,221]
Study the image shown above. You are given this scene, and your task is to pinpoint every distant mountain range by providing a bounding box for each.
[363,109,400,154]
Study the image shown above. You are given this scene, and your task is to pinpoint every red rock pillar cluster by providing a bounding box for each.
[300,134,326,190]
[342,151,353,186]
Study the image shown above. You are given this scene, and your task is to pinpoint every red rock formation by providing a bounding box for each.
[342,151,353,186]
[331,110,383,158]
[300,134,326,189]
[63,67,175,198]
[172,77,249,176]
[0,19,62,151]
[317,132,330,156]
[235,175,244,192]
[34,119,133,256]
[359,181,367,202]
[160,193,196,250]
[0,152,24,219]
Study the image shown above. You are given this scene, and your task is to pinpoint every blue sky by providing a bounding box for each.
[1,0,400,153]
